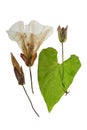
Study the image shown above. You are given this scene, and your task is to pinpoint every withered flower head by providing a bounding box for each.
[57,25,68,43]
[11,53,25,85]
[7,20,53,66]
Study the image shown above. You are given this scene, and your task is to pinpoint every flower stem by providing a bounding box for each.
[62,43,64,79]
[29,67,34,94]
[22,85,40,117]
[61,43,68,95]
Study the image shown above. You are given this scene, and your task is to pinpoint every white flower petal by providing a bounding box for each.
[40,25,53,40]
[7,21,25,50]
[24,20,53,53]
[8,21,24,33]
[25,20,44,35]
[33,25,53,53]
[7,21,24,41]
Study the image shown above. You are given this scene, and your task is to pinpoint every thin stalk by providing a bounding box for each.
[61,43,68,95]
[61,43,64,79]
[29,67,34,94]
[22,85,40,117]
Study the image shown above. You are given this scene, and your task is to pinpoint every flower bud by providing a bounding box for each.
[11,53,25,85]
[57,25,68,43]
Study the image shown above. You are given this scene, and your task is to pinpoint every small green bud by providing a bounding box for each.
[57,25,68,43]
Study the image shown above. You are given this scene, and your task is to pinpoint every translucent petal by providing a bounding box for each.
[7,21,24,41]
[7,21,25,50]
[33,26,53,53]
[25,20,44,35]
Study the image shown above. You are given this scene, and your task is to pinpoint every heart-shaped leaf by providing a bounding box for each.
[38,47,81,112]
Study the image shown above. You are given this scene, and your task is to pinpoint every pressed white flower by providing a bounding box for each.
[7,20,53,66]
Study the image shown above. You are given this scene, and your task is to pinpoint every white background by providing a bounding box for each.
[0,0,87,129]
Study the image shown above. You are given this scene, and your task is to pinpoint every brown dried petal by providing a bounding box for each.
[14,67,25,85]
[20,53,37,66]
[11,53,21,73]
[20,53,29,66]
[11,53,25,85]
[29,53,37,66]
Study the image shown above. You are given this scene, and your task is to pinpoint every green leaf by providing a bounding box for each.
[38,47,81,112]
